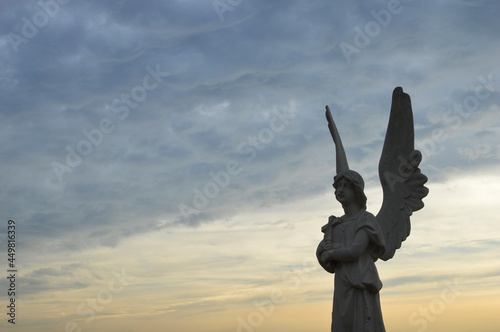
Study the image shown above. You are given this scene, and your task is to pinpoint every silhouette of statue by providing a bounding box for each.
[316,87,429,331]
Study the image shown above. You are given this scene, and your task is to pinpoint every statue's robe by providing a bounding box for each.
[317,211,386,332]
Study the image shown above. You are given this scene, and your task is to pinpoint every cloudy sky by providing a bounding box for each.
[1,0,500,331]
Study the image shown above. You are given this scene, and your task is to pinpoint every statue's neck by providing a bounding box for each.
[342,203,363,219]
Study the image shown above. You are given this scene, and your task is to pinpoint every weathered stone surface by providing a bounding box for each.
[317,87,428,331]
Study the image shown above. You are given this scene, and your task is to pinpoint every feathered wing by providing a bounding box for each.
[376,87,429,261]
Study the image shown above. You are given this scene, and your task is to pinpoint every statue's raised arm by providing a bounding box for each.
[376,87,429,261]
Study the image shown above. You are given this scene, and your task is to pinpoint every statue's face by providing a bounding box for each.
[334,178,355,204]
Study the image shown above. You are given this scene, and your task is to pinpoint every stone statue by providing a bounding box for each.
[316,87,429,331]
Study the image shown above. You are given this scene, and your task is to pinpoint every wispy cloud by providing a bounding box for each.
[1,1,500,331]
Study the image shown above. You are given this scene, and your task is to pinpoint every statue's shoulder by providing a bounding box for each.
[356,211,385,242]
[361,211,376,220]
[356,211,379,228]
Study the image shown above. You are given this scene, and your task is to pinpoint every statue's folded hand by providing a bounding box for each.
[320,249,335,263]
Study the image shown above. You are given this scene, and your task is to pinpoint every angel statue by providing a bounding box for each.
[316,87,429,331]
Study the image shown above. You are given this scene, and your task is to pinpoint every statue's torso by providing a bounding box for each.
[327,212,383,292]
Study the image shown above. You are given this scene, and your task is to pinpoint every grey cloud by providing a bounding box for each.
[0,0,499,254]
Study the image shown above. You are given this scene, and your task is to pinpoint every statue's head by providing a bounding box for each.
[333,170,367,210]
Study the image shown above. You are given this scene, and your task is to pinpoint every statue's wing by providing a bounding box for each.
[376,87,429,261]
